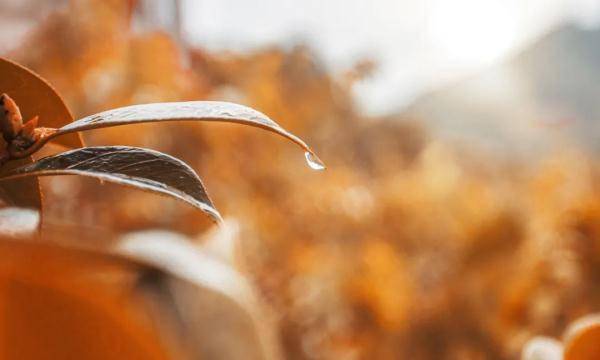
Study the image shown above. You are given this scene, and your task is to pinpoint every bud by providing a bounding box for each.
[20,116,40,143]
[0,93,23,142]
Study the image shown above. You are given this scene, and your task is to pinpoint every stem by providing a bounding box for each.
[7,128,58,159]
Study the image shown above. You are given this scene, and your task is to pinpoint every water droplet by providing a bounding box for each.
[304,151,326,170]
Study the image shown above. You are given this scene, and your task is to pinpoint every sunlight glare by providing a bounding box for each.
[428,0,518,68]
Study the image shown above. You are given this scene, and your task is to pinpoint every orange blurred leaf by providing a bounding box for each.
[0,238,171,360]
[0,57,82,149]
[564,314,600,360]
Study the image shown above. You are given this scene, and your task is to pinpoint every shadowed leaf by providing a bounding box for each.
[0,237,173,360]
[48,101,325,169]
[0,146,221,223]
[118,230,281,360]
[0,157,41,210]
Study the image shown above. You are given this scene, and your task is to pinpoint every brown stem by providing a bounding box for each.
[7,127,57,159]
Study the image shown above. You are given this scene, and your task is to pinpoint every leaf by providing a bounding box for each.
[0,157,41,210]
[47,101,325,169]
[0,237,173,360]
[0,57,83,149]
[0,146,221,223]
[118,230,281,359]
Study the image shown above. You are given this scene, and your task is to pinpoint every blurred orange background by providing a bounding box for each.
[0,1,599,359]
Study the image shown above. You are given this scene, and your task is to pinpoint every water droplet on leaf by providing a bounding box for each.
[304,151,326,170]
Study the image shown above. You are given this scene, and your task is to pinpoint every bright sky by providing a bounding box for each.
[181,0,600,115]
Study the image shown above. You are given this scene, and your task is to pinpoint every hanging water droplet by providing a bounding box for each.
[304,151,326,170]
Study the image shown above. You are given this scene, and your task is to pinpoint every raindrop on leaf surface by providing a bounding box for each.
[304,151,326,171]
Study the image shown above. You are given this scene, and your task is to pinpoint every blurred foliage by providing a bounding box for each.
[0,237,172,359]
[4,0,600,358]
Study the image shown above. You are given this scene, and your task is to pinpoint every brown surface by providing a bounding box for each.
[0,239,172,360]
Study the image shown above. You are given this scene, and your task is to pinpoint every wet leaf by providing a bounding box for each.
[0,146,221,223]
[48,101,325,169]
[0,57,82,149]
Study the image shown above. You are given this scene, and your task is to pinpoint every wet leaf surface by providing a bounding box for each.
[0,146,221,223]
[51,101,325,169]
